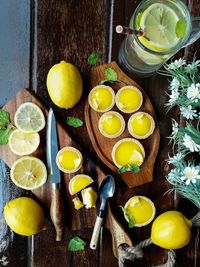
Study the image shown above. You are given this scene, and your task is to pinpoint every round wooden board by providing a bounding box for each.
[85,62,160,188]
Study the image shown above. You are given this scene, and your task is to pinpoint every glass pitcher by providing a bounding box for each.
[118,0,200,77]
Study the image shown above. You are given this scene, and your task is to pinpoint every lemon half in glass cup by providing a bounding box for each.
[56,146,83,174]
[98,111,125,139]
[112,138,145,168]
[116,86,143,113]
[88,85,115,112]
[128,112,155,139]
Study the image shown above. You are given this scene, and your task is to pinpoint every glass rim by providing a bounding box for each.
[131,0,192,56]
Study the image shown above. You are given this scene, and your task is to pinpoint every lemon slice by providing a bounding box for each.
[88,85,115,112]
[116,86,143,113]
[124,196,156,227]
[56,147,83,174]
[98,111,125,138]
[14,102,45,133]
[10,156,47,190]
[112,138,145,168]
[139,3,180,51]
[69,174,93,195]
[8,129,40,156]
[128,112,155,139]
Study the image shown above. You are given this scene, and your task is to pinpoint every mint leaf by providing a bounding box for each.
[135,12,142,30]
[0,109,10,127]
[66,116,84,128]
[88,52,100,65]
[68,236,87,251]
[176,18,187,38]
[105,68,117,82]
[0,127,12,145]
[120,206,136,228]
[119,164,140,174]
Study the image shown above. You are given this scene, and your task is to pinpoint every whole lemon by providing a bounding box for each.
[4,197,46,236]
[46,60,83,109]
[151,211,192,249]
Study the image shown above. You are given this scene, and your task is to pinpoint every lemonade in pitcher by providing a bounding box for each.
[118,0,200,76]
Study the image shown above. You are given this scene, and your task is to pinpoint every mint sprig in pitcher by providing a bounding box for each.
[118,0,200,77]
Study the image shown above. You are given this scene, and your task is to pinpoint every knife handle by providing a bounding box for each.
[50,184,64,241]
[90,215,104,250]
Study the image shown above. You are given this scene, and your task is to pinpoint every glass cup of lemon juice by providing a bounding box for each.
[118,0,200,77]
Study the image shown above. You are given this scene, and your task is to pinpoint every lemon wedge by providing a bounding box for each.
[88,85,115,112]
[116,86,143,113]
[98,111,125,138]
[128,112,155,139]
[69,174,93,195]
[112,138,145,168]
[10,156,47,190]
[56,147,83,174]
[124,196,156,227]
[8,129,40,156]
[14,102,45,133]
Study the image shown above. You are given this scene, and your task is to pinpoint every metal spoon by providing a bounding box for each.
[90,175,115,250]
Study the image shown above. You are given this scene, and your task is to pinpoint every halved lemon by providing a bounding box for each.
[128,112,155,139]
[14,102,45,133]
[124,195,156,227]
[69,174,93,195]
[88,85,115,112]
[112,138,145,168]
[10,156,47,190]
[116,86,143,113]
[8,129,40,156]
[98,111,125,138]
[56,146,83,174]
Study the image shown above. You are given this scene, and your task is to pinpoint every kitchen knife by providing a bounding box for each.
[46,108,64,241]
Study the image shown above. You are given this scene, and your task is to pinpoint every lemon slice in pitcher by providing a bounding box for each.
[88,85,115,112]
[116,86,143,113]
[112,138,145,168]
[123,196,156,227]
[56,147,83,173]
[98,111,125,138]
[128,112,155,139]
[69,174,93,195]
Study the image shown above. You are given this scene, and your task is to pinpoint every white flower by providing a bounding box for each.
[183,134,200,152]
[168,90,179,105]
[187,83,200,101]
[171,120,179,138]
[168,153,184,164]
[169,77,180,91]
[167,59,186,70]
[185,60,200,73]
[180,105,198,120]
[180,166,200,185]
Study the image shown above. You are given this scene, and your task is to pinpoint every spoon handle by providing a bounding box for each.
[90,215,103,250]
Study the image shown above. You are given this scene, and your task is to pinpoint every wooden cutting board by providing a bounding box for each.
[0,88,132,258]
[85,62,160,188]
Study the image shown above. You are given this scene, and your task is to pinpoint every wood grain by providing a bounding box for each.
[85,62,160,188]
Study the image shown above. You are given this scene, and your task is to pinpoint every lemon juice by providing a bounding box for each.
[118,0,191,76]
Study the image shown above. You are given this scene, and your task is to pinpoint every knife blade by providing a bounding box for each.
[46,108,63,241]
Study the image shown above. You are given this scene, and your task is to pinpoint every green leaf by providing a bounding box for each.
[0,127,13,145]
[88,52,100,65]
[105,67,118,82]
[68,236,87,251]
[176,18,187,38]
[120,206,136,228]
[66,116,84,128]
[135,12,142,30]
[119,164,140,174]
[0,109,10,127]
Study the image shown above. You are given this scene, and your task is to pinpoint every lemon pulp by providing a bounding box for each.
[113,139,145,167]
[89,85,115,111]
[116,87,142,112]
[125,196,155,226]
[69,174,93,195]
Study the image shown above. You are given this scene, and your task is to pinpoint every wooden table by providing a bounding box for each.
[0,1,200,266]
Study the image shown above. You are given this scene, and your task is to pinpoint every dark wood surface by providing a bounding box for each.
[0,0,200,266]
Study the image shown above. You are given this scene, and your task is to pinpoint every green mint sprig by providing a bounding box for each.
[68,236,87,251]
[0,109,13,144]
[119,164,140,174]
[100,67,118,84]
[88,52,100,65]
[120,206,136,228]
[66,116,84,128]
